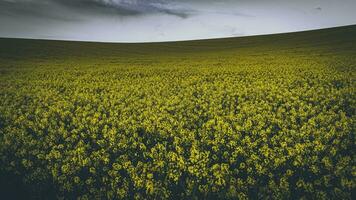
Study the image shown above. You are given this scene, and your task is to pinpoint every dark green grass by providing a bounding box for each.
[1,25,356,64]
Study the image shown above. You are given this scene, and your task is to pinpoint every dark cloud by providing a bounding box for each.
[0,0,194,19]
[0,0,81,21]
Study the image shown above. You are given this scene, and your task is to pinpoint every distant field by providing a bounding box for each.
[0,25,355,199]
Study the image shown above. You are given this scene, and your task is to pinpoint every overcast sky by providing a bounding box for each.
[1,0,356,42]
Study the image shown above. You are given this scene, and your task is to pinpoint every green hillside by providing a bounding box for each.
[0,25,355,199]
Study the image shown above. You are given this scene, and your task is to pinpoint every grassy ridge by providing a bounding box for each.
[1,25,356,62]
[0,25,355,199]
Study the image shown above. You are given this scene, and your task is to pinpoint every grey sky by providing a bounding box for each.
[0,0,356,42]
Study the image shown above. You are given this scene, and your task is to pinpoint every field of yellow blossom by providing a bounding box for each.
[0,25,355,199]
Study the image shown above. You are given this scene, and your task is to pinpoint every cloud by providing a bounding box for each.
[0,0,249,21]
[52,0,194,18]
[0,0,76,22]
[0,0,194,20]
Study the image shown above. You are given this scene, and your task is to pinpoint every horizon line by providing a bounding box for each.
[1,24,355,45]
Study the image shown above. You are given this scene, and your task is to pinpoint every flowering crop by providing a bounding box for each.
[0,26,355,199]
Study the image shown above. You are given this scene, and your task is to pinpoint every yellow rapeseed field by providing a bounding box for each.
[0,25,355,199]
